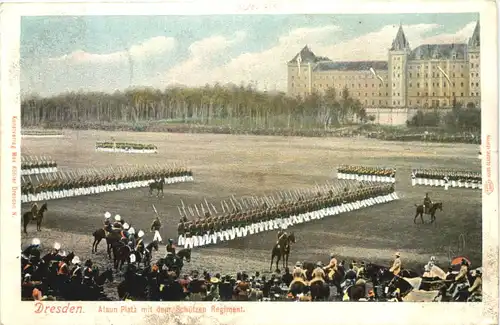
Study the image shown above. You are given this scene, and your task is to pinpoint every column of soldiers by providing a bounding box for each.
[95,141,158,153]
[21,156,58,176]
[177,183,399,249]
[337,165,396,183]
[21,166,194,203]
[411,168,482,190]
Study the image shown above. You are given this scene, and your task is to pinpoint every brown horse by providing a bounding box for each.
[148,178,165,197]
[414,202,442,224]
[22,203,47,233]
[92,229,124,257]
[269,232,296,273]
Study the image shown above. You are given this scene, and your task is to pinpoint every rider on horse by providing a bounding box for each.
[389,252,402,275]
[103,212,112,232]
[323,253,338,273]
[310,262,326,285]
[276,228,287,249]
[22,238,41,260]
[31,202,38,218]
[166,239,176,256]
[112,215,123,230]
[135,230,145,257]
[423,193,432,214]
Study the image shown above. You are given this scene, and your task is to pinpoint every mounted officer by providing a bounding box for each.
[31,202,38,218]
[276,228,287,249]
[166,239,176,255]
[423,193,432,214]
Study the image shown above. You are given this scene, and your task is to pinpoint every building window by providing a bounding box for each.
[443,83,446,87]
[432,92,435,96]
[397,74,400,78]
[409,100,412,105]
[372,100,375,105]
[476,73,479,77]
[352,84,354,88]
[386,84,388,88]
[386,92,388,96]
[417,73,420,78]
[471,63,474,68]
[398,101,400,105]
[444,92,446,97]
[417,100,420,104]
[372,84,374,87]
[292,83,294,87]
[397,93,400,96]
[461,73,464,77]
[393,101,396,105]
[358,92,360,96]
[379,92,382,96]
[417,83,420,88]
[461,92,464,97]
[393,83,395,87]
[365,93,368,96]
[425,92,428,96]
[476,82,479,87]
[425,73,428,78]
[409,73,412,78]
[452,82,455,87]
[365,84,368,87]
[386,101,388,105]
[471,82,474,87]
[432,72,435,77]
[452,73,455,77]
[461,82,464,87]
[409,83,412,88]
[417,92,420,96]
[379,100,382,104]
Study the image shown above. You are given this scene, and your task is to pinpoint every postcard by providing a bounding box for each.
[0,1,498,325]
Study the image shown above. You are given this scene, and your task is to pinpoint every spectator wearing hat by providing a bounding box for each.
[468,269,482,299]
[23,238,41,260]
[323,253,338,274]
[389,252,402,276]
[448,259,470,297]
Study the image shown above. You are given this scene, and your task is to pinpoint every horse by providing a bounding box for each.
[414,202,443,224]
[133,240,159,267]
[365,263,393,287]
[385,275,414,298]
[117,268,149,301]
[112,242,134,270]
[345,283,367,301]
[148,178,165,197]
[399,269,420,278]
[22,203,48,233]
[269,232,296,273]
[91,228,123,257]
[65,268,114,301]
[309,280,330,301]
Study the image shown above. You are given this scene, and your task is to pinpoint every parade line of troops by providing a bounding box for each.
[336,166,396,183]
[21,166,194,203]
[95,141,159,154]
[21,156,58,176]
[411,168,482,190]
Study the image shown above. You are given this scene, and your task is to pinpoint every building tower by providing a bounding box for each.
[467,21,480,107]
[388,24,411,108]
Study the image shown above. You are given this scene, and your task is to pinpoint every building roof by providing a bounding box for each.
[468,21,480,48]
[313,61,388,72]
[409,43,468,60]
[391,25,410,51]
[288,46,330,64]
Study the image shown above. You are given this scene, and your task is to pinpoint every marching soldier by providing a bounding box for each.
[151,216,162,232]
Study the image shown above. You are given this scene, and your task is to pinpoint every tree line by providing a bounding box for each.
[21,84,366,130]
[406,100,481,131]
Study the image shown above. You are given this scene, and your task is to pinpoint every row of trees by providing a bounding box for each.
[21,84,366,130]
[406,101,481,131]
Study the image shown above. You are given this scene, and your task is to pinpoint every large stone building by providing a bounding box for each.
[287,21,480,109]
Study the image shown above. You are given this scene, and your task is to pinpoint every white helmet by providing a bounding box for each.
[123,223,130,230]
[138,230,145,238]
[430,256,436,262]
[72,256,81,265]
[32,238,41,246]
[114,214,121,221]
[59,251,67,257]
[104,211,111,219]
[128,227,135,235]
[53,242,61,250]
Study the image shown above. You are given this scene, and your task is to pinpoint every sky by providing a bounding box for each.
[21,13,479,97]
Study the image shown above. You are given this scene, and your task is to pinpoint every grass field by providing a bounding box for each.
[20,130,482,287]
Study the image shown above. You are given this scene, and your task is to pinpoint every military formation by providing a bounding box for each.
[95,141,158,153]
[21,165,194,203]
[411,168,482,190]
[337,165,396,183]
[366,131,480,144]
[176,183,398,249]
[21,129,64,137]
[21,156,58,175]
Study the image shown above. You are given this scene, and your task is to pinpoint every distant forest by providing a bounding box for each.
[21,84,480,131]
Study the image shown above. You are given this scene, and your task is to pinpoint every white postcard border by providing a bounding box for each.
[1,2,498,325]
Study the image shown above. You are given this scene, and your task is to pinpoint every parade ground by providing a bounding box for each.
[20,130,482,279]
